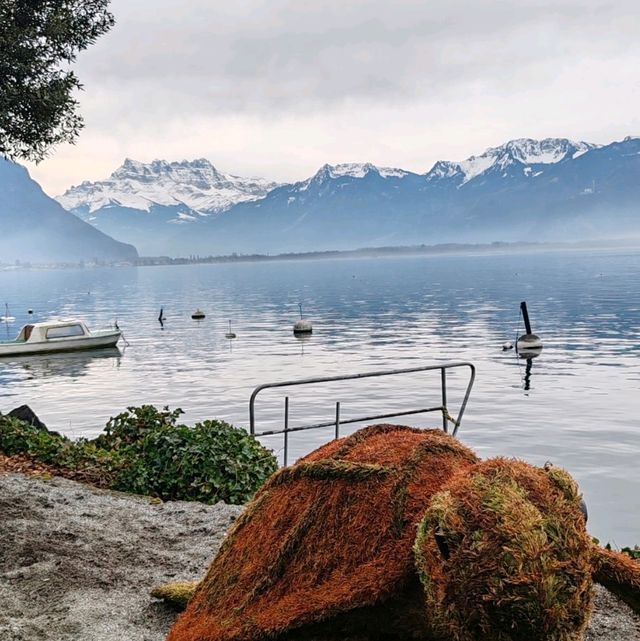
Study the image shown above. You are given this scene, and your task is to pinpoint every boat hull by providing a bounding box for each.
[0,332,120,357]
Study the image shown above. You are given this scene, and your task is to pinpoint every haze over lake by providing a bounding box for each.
[1,249,638,544]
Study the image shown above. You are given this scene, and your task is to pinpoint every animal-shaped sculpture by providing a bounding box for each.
[164,424,640,641]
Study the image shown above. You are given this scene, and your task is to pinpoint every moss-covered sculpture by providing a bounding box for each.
[163,424,640,641]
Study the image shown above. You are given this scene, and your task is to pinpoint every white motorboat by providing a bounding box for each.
[0,319,121,356]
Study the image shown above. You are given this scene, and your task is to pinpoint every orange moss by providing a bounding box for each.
[167,425,477,641]
[592,546,640,615]
[167,425,606,641]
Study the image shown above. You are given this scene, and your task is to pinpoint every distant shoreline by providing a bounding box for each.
[2,238,640,271]
[136,238,640,267]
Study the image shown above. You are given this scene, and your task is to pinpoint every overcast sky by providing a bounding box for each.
[27,0,640,195]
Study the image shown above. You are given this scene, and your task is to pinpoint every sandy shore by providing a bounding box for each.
[0,472,638,641]
[0,473,242,641]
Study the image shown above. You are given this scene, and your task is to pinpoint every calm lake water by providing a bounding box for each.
[1,250,639,544]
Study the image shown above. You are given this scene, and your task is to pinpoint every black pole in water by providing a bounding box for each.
[520,301,533,335]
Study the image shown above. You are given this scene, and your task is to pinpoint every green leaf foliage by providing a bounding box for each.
[0,415,64,460]
[0,406,278,504]
[96,404,185,449]
[621,546,640,561]
[0,0,114,161]
[113,417,278,504]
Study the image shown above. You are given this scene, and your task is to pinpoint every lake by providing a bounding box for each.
[0,249,639,545]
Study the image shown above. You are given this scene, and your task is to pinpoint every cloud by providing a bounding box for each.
[77,0,639,112]
[26,0,640,193]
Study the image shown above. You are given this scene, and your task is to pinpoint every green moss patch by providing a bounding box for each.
[151,581,199,609]
[415,459,593,641]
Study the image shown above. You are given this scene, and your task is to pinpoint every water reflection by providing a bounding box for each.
[515,345,542,392]
[0,347,122,380]
[520,357,534,392]
[294,332,312,356]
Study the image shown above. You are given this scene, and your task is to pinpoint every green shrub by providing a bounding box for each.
[0,406,278,505]
[113,418,278,504]
[57,439,126,485]
[95,405,185,449]
[0,415,67,463]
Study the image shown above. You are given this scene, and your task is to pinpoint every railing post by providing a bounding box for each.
[249,389,257,435]
[248,362,475,451]
[284,396,289,466]
[452,363,475,438]
[441,367,448,433]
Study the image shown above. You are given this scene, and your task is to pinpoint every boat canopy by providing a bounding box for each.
[15,320,90,343]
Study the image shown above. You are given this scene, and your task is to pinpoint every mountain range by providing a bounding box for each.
[54,136,640,256]
[3,136,638,260]
[0,159,137,265]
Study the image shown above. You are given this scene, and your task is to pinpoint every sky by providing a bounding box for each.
[26,0,640,196]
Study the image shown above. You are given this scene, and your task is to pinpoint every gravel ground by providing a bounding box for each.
[0,473,638,641]
[0,473,242,641]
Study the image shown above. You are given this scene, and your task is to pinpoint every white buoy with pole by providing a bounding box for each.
[225,320,236,339]
[293,303,313,335]
[516,301,543,355]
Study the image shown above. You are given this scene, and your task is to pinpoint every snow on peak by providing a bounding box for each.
[499,138,596,164]
[425,160,461,181]
[57,159,280,214]
[294,162,410,193]
[299,162,409,189]
[425,138,599,185]
[378,166,411,178]
[331,163,376,178]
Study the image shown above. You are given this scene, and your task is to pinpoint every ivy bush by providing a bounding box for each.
[0,416,67,463]
[96,405,185,449]
[107,408,278,504]
[0,406,277,504]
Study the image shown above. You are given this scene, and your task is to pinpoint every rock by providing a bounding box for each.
[7,405,62,437]
[8,405,47,430]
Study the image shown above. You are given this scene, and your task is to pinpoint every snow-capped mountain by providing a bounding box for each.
[53,137,640,256]
[197,136,640,255]
[425,138,598,185]
[315,163,410,180]
[57,158,280,215]
[295,163,415,192]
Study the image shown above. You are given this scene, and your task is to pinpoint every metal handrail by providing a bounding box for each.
[249,362,475,464]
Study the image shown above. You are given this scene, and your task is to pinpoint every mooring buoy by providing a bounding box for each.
[191,309,206,320]
[293,303,312,335]
[502,341,513,351]
[293,319,313,335]
[225,320,236,339]
[516,301,543,354]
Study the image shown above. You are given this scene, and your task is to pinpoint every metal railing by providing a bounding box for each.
[249,361,475,464]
